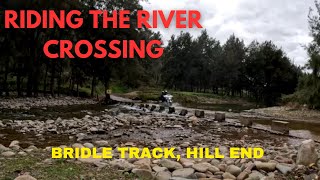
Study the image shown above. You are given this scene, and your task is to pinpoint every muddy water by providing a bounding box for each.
[252,119,320,142]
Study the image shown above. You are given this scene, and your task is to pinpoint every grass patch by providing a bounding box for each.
[0,154,137,180]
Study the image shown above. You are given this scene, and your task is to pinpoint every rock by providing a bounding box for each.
[46,120,55,124]
[2,151,15,157]
[110,159,135,171]
[192,163,212,172]
[0,144,10,151]
[296,139,318,166]
[237,171,249,180]
[134,159,151,170]
[153,166,168,173]
[83,143,94,149]
[160,159,183,170]
[14,175,37,180]
[179,109,188,116]
[247,171,264,180]
[239,118,252,127]
[195,110,205,118]
[194,172,206,178]
[72,143,84,148]
[274,156,293,164]
[275,163,294,175]
[254,161,276,172]
[214,113,225,122]
[172,168,195,178]
[159,106,166,112]
[150,105,157,111]
[180,158,194,168]
[18,151,27,156]
[132,169,154,180]
[222,172,236,179]
[226,165,241,176]
[208,166,220,173]
[78,156,102,164]
[210,159,220,166]
[9,140,20,147]
[95,140,109,147]
[156,171,171,180]
[168,107,175,114]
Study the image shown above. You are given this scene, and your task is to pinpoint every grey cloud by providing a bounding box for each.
[142,0,316,66]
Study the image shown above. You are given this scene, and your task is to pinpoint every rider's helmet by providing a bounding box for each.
[164,90,168,94]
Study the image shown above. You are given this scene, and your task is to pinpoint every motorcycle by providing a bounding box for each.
[160,94,173,107]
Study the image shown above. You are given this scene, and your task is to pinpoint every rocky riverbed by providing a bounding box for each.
[0,97,320,180]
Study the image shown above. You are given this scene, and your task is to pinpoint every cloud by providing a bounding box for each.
[141,0,315,66]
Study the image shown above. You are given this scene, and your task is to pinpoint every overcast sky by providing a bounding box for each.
[141,0,315,66]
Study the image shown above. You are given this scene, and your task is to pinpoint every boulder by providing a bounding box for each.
[159,106,166,112]
[150,105,157,111]
[226,165,241,176]
[179,109,188,116]
[160,159,183,170]
[296,139,318,166]
[132,169,154,180]
[172,168,195,178]
[2,151,16,157]
[168,107,175,114]
[194,110,205,118]
[156,171,171,180]
[276,163,294,175]
[254,161,276,172]
[214,113,225,122]
[239,118,252,127]
[222,172,236,179]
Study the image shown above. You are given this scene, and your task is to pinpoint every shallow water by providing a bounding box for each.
[0,103,319,148]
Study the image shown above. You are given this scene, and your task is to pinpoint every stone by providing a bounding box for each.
[83,143,94,149]
[150,105,157,111]
[222,172,236,179]
[132,169,154,180]
[195,172,206,178]
[179,109,188,116]
[254,161,276,172]
[271,120,289,134]
[110,159,135,171]
[275,163,294,175]
[237,171,249,180]
[0,144,10,151]
[172,168,195,178]
[72,143,84,148]
[2,151,15,157]
[168,107,175,114]
[78,156,102,164]
[95,140,109,147]
[214,113,225,122]
[153,166,168,172]
[160,159,183,170]
[14,175,37,180]
[195,110,205,118]
[226,165,241,176]
[159,106,166,112]
[18,151,27,156]
[9,140,20,147]
[296,139,318,166]
[134,159,151,170]
[156,171,171,180]
[192,163,212,172]
[239,118,252,127]
[248,171,264,180]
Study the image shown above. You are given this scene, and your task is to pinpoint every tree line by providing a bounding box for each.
[162,31,301,106]
[2,0,320,108]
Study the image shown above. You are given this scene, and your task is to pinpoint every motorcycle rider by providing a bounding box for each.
[160,90,168,102]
